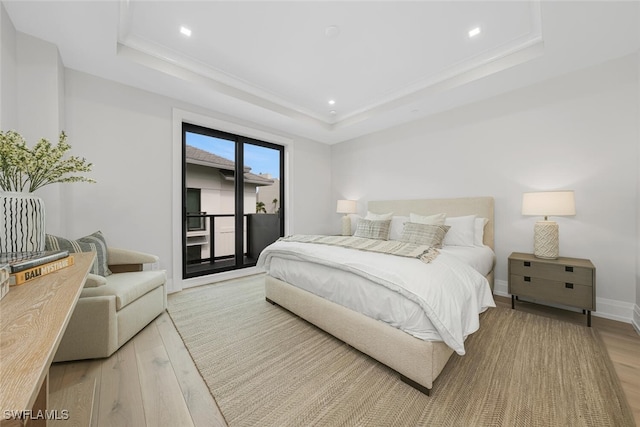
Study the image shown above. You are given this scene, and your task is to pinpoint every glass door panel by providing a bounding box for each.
[184,127,237,277]
[242,142,283,265]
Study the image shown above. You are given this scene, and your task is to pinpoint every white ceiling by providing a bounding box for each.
[3,1,639,144]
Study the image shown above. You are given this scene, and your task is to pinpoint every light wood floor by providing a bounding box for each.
[50,312,227,427]
[50,296,640,426]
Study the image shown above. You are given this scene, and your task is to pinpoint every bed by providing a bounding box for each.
[258,197,495,395]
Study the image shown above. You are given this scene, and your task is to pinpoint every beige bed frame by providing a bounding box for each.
[265,197,495,394]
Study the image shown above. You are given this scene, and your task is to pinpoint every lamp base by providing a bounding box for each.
[341,215,352,236]
[533,220,559,259]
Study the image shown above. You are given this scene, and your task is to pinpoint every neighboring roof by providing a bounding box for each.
[185,145,275,186]
[185,145,239,170]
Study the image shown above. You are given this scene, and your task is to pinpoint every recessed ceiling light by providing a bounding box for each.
[325,25,340,38]
[328,99,336,105]
[180,26,192,37]
[330,110,337,116]
[468,27,481,38]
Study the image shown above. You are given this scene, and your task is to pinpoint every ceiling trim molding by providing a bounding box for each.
[333,1,544,124]
[333,39,546,131]
[117,42,333,133]
[117,0,330,126]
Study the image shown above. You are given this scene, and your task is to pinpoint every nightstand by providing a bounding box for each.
[508,252,596,326]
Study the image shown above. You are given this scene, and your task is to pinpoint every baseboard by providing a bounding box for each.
[175,266,264,293]
[595,297,635,324]
[493,279,635,325]
[494,279,509,298]
[165,278,176,294]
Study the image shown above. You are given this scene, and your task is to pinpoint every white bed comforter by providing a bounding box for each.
[257,240,496,355]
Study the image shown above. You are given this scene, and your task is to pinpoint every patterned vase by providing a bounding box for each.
[0,192,46,253]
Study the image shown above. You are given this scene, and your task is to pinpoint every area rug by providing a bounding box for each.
[167,275,635,427]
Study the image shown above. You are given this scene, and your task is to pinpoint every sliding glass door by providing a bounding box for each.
[182,123,284,279]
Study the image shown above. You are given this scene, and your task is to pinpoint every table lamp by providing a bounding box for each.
[522,191,575,259]
[336,200,357,236]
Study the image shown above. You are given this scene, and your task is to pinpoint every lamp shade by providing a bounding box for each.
[336,199,357,214]
[522,191,576,217]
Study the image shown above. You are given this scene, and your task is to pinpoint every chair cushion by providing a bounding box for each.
[81,270,166,310]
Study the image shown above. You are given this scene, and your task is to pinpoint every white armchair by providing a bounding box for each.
[53,247,167,362]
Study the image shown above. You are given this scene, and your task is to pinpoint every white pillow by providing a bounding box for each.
[389,216,409,240]
[409,212,446,225]
[365,211,393,220]
[443,215,477,247]
[475,217,489,246]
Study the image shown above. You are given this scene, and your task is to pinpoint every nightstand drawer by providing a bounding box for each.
[509,260,593,286]
[509,275,594,310]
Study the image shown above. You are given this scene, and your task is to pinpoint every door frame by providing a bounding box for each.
[171,108,293,293]
[182,122,285,278]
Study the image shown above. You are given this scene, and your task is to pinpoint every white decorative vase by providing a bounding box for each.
[0,192,46,253]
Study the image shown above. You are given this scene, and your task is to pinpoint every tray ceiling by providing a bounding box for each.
[3,1,639,144]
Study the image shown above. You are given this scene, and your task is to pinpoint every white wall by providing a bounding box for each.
[332,54,639,323]
[16,34,64,140]
[0,2,17,130]
[15,32,65,234]
[0,19,65,234]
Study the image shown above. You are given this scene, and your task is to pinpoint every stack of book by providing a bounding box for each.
[0,250,75,286]
[0,263,9,300]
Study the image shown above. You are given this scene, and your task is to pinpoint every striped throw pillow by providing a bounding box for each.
[353,219,392,240]
[45,230,112,276]
[399,223,450,248]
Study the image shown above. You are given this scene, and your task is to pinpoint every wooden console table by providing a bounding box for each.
[0,252,94,427]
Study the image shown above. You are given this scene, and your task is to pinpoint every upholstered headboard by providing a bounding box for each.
[368,197,495,290]
[368,197,494,250]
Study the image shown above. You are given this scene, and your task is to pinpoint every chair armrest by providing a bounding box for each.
[85,273,107,288]
[107,247,159,265]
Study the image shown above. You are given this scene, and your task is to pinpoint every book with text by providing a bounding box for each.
[0,250,70,273]
[10,256,75,286]
[0,263,9,300]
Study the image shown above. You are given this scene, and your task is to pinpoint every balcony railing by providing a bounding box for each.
[186,213,245,265]
[185,212,280,277]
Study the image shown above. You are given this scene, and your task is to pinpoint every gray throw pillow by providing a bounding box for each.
[45,231,112,276]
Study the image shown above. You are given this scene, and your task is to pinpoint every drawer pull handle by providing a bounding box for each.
[524,276,531,282]
[565,266,573,272]
[565,283,574,289]
[524,261,531,267]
